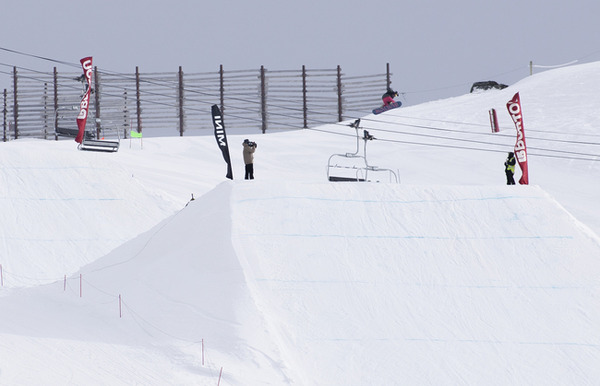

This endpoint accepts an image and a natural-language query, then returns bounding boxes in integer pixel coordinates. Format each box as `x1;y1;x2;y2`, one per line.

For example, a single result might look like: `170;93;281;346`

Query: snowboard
372;101;402;115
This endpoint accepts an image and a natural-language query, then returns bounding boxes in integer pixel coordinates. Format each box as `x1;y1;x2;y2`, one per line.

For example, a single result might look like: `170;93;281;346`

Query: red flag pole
489;108;499;133
75;57;93;144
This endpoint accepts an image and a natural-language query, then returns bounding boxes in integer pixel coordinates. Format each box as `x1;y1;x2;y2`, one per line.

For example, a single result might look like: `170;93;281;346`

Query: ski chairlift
53;106;94;140
56;127;94;140
327;118;399;183
78;119;121;153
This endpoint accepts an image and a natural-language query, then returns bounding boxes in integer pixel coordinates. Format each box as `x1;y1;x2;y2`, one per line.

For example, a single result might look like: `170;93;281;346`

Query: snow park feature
74;57;121;153
0;61;599;384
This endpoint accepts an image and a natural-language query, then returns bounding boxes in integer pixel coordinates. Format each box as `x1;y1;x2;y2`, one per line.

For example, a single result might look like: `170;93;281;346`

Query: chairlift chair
327;119;367;181
78;119;121;153
78;136;120;152
55;126;94;140
327;118;399;183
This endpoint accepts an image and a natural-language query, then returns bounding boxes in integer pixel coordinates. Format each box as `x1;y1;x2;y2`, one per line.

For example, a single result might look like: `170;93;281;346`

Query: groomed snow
0;62;599;385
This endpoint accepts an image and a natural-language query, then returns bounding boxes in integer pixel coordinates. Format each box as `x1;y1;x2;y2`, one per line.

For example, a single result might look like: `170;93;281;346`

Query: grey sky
1;0;599;106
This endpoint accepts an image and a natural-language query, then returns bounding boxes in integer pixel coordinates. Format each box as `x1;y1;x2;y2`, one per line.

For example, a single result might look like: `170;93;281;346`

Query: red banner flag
506;92;529;184
75;57;93;144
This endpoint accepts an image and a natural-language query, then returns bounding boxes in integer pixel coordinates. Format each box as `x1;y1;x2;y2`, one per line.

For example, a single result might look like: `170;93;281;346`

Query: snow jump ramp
229;182;600;385
2;182;599;385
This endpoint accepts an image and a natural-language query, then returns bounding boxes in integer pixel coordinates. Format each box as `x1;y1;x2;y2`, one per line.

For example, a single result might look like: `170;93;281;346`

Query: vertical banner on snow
506;92;529;185
75;56;93;144
211;104;233;180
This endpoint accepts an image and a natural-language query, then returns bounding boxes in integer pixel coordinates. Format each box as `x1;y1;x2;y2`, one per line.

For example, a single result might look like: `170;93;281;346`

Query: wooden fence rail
2;64;392;140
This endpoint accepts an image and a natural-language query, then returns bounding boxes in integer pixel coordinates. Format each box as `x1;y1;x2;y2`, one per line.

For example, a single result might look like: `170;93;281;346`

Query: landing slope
0;182;290;385
230;182;600;385
0;182;599;384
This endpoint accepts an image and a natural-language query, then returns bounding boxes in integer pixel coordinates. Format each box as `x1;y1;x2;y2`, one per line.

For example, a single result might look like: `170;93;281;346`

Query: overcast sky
1;0;599;106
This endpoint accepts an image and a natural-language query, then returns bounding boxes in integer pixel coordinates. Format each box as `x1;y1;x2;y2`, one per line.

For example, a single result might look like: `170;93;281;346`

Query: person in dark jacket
504;152;516;185
243;139;257;180
382;88;399;106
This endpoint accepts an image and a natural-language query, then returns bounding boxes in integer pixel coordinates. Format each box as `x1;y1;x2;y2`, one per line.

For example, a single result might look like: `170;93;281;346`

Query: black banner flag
211;105;233;180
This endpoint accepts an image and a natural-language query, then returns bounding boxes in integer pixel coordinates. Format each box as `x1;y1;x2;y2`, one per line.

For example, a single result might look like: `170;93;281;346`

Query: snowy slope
0;182;288;385
0;62;599;385
1;181;599;384
230;182;600;385
389;61;600;232
0;138;226;287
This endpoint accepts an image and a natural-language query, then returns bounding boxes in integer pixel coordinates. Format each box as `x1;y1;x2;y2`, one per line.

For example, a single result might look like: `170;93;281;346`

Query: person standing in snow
382;88;399;106
243;139;257;180
504;152;516;185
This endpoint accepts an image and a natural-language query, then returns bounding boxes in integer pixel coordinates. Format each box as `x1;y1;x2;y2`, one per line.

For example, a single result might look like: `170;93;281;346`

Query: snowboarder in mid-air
382;88;399;106
372;88;402;115
504;152;516;185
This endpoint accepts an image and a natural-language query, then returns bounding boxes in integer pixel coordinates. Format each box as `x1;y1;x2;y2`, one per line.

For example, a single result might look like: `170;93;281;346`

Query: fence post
302;65;307;128
337;65;343;122
219;65;224;117
530;60;533;76
43;82;49;140
3;89;7;142
94;66;101;139
260;65;267;133
12;66;18;139
386;62;391;89
135;66;142;134
123;90;129;137
178;66;184;136
53;67;58;140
